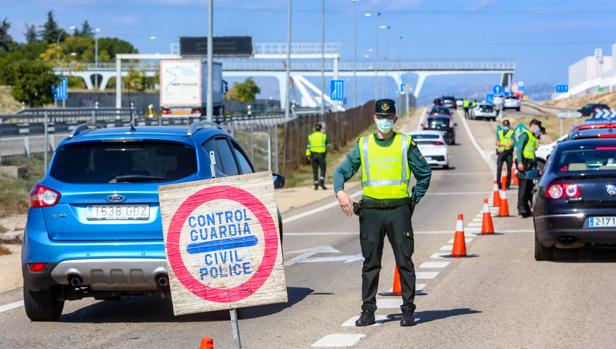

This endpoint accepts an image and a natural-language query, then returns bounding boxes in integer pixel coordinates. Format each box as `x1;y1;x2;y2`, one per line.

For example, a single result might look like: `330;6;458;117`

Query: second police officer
333;99;431;327
306;123;331;190
496;119;514;189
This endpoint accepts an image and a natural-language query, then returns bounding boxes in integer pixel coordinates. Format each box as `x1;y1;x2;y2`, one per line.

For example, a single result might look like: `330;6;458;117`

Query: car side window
231;141;254;174
215;138;239;176
202;138;224;177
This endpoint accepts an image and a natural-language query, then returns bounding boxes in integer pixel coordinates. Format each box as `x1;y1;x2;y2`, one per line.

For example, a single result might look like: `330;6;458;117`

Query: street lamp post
320;0;325;116
206;0;214;122
94;28;101;90
352;0;358;108
379;25;391;98
284;0;292;122
364;12;380;101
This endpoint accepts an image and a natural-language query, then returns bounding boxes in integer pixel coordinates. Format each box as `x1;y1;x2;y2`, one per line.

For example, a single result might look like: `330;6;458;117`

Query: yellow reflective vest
306;131;327;156
359;133;412;199
522;129;538;159
497;129;514;152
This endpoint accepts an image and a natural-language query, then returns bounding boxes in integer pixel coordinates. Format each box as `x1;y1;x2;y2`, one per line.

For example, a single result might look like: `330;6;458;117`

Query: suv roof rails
186;120;222;136
69;123;101;138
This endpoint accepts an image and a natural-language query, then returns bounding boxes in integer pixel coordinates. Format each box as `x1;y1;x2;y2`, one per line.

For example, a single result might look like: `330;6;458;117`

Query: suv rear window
556;147;616;172
50;141;197;183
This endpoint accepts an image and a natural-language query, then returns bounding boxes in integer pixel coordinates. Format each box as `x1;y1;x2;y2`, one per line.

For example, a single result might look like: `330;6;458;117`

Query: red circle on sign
166;185;278;303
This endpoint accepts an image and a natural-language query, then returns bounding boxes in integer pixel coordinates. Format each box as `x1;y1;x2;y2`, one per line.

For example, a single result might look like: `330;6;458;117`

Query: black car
429;106;452;116
423;115;456;144
577;103;610;117
533;138;616;260
441;96;457;109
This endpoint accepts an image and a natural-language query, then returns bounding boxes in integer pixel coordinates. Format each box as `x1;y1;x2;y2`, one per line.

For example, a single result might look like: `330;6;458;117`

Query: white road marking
420;261;450;269
416;271;439;279
466;227;481;234
341;314;389;327
468;222;482;227
377;298;403;308
0;301;23;314
440;245;453;251
427;191;491;196
282;190;362;224
312;333;366;347
457;110;496;172
431;253;449;259
472;217;483;222
286;229;533;237
431;172;492;176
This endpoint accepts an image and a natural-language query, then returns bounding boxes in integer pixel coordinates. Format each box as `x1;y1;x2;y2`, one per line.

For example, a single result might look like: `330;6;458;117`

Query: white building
557;43;616;99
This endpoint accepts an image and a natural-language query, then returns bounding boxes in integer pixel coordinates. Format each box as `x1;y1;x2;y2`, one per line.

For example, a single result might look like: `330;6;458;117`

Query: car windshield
555;147;616;172
480;105;494;112
50;140;197;184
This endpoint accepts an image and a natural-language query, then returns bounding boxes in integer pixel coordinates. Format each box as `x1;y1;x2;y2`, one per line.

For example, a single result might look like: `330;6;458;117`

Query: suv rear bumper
50;258;168;291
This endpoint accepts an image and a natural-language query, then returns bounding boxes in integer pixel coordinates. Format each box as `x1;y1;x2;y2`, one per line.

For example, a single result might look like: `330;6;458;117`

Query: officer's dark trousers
517;174;534;215
496;150;513;189
359;205;416;313
311;153;326;185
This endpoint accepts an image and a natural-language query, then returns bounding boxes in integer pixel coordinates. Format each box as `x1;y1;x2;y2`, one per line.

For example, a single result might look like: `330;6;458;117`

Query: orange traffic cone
391;266;402;296
500;175;508;191
481;198;495;235
492;180;501;207
199;337;214;349
512;168;520;186
498;190;510;217
451;214;467;257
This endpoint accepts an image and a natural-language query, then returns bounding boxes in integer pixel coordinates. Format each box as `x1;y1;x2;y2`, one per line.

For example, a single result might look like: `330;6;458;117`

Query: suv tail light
27;263;47;272
161;108;170;115
191;108;202;115
29;184;61;208
546;183;581;199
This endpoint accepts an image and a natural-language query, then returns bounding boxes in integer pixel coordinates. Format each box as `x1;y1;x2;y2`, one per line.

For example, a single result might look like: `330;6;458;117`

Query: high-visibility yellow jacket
306;131;328;156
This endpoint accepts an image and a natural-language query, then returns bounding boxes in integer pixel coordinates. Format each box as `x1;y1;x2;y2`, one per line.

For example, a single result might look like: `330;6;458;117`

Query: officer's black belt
359;198;410;209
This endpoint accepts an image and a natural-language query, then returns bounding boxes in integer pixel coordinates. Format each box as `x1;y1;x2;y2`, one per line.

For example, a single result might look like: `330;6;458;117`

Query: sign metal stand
208;150;242;349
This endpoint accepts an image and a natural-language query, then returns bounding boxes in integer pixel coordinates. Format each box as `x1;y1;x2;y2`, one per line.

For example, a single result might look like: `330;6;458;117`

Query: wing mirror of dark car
273;173;286;189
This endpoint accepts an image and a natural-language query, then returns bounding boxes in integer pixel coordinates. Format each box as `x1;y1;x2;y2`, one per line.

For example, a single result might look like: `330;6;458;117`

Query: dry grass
543;92;616;109
0;86;21;114
0;245;10;256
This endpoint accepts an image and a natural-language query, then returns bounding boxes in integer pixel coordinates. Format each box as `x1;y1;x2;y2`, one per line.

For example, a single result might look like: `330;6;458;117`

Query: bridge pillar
275;73;288;110
501;72;513;87
98;73;115;91
413;73;428;99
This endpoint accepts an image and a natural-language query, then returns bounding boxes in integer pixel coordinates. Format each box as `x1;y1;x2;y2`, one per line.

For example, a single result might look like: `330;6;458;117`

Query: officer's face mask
503;126;510;131
375;117;394;133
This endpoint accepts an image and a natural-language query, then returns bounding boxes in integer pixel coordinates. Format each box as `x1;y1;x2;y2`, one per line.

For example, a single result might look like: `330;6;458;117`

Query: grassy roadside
0;86;21;114
0;155;45;218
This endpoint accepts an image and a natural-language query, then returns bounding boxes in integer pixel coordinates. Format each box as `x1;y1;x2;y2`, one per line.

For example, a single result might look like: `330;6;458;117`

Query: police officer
471;99;478;109
496;120;514;189
516;119;544;217
333;99;431;327
463;98;470;117
306;123;330;190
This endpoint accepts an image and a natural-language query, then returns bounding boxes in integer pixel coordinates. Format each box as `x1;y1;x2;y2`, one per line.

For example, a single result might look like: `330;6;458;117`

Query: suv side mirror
273;173;285;189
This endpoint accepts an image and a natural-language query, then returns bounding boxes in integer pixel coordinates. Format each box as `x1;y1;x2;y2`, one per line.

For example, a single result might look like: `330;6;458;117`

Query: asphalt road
1;109;616;348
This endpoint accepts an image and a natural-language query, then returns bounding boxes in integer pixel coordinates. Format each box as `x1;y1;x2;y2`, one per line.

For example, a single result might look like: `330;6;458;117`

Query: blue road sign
330;79;344;101
400;83;406;94
493;85;503;95
504;91;511;97
486;94;494;104
53;77;68;101
555;84;569;93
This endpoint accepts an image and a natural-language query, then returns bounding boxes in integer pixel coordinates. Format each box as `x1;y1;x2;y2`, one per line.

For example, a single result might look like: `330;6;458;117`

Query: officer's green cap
375;99;396;115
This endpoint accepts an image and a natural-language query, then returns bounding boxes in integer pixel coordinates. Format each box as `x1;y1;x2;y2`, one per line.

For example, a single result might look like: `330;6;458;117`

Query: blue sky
3;0;616;100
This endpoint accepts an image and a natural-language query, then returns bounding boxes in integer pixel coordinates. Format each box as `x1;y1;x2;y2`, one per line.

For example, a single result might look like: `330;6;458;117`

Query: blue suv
22;121;284;321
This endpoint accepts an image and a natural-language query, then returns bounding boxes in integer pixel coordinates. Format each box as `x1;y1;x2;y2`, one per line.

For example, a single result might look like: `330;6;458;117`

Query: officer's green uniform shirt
516;132;529;161
333;132;432;203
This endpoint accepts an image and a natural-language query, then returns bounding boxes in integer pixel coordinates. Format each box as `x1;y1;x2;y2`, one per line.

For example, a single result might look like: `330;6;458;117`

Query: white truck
159;59;225;117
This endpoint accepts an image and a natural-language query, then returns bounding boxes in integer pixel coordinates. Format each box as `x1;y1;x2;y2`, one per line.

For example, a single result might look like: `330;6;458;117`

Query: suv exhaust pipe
556;236;584;249
68;274;83;287
155;274;169;289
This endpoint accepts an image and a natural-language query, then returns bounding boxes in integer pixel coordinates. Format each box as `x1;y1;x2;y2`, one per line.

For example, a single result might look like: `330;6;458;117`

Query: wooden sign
159;172;287;316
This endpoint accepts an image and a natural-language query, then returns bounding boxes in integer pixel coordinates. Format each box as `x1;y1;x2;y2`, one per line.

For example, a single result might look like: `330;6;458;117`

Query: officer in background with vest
496;120;514;189
463;98;470;117
515;119;544;217
333;99;431;327
306;123;331;190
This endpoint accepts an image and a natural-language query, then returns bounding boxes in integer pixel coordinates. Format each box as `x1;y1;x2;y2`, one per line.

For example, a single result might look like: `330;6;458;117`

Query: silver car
470;103;498;121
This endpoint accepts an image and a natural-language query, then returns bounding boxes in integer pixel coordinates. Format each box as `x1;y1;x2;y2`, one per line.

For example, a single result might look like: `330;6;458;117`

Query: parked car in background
456;98;464;107
441;96;457;109
409;131;449;168
503;95;521;111
423;115;456;145
533;138;616;260
568;122;616;140
577;103;610;117
470;103;498;121
21;122;285;321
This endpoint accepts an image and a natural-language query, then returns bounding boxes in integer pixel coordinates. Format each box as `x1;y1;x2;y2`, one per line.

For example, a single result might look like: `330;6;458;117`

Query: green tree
98;37;138;61
0;18;13;52
24;23;38;43
226;77;261;102
39;11;66;44
0;42;48;85
76;20;94;38
10;60;58;107
124;68;146;92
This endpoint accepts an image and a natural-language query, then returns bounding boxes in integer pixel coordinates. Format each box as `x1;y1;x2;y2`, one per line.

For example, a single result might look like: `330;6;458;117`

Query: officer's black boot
319;179;327;190
355;310;375;327
400;310;416;327
314;181;319;190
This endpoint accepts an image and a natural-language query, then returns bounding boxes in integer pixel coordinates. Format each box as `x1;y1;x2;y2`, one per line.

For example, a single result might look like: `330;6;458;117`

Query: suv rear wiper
109;175;166;183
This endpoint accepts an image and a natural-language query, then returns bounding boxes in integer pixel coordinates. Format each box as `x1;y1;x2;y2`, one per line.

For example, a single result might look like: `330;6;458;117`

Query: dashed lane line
312;333;366;348
0;301;23;314
416;271;439;280
440;245;453;251
419;261;450;269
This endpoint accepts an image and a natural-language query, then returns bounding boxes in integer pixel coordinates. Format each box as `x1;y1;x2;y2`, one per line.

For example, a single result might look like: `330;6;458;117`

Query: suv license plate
589;217;616;228
86;205;150;221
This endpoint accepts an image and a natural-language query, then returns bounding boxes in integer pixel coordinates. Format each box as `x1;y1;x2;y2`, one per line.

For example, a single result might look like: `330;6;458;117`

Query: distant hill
543;91;616;109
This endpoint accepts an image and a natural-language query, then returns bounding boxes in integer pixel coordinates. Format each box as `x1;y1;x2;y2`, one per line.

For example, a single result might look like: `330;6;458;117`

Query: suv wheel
534;233;553;261
23;286;64;321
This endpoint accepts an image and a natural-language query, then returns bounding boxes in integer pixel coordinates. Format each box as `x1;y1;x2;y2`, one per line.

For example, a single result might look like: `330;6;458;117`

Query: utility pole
352;0;358;108
320;0;325;116
94;28;101;90
206;0;214;122
284;0;292;122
